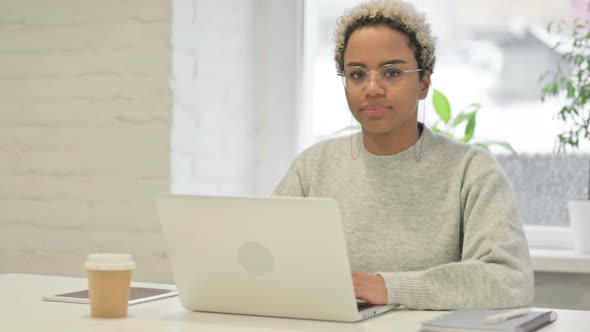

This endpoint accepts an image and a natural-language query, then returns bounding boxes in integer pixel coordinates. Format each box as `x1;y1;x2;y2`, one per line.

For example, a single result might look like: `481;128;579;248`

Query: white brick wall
171;0;256;195
1;0;301;284
170;0;301;196
0;0;173;282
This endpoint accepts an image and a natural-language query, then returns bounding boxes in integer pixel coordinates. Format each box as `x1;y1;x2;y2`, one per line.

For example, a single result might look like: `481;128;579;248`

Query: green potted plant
540;7;590;253
330;89;517;155
431;89;517;154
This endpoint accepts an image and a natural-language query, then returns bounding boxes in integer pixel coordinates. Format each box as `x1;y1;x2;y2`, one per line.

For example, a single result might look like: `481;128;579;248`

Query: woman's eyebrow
345;59;409;68
379;59;408;67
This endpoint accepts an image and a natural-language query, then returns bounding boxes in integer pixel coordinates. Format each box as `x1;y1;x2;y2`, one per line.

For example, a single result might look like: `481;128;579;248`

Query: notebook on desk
156;194;397;322
420;309;558;332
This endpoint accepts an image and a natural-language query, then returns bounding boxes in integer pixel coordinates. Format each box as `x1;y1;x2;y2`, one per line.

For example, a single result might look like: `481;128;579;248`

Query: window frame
298;0;578;251
524;225;573;250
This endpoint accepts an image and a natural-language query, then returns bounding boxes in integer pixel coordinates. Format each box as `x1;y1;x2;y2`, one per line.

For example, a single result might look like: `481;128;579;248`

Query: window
301;0;590;246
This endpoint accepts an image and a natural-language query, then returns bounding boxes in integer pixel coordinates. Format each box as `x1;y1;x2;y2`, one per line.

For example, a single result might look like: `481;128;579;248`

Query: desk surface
3;273;589;332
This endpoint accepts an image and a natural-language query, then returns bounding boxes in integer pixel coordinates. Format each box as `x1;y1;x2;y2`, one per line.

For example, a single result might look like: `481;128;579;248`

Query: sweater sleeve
378;168;534;309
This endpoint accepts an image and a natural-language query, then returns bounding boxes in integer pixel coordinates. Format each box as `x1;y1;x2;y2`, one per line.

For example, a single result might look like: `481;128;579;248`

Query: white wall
0;0;300;283
170;0;301;196
0;0;172;282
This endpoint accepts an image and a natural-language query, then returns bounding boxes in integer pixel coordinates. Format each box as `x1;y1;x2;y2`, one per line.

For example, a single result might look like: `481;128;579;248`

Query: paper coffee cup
84;253;136;318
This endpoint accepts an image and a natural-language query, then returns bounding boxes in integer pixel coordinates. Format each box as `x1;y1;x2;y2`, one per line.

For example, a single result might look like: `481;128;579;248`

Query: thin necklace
413;99;426;163
351;114;362;160
350;102;426;161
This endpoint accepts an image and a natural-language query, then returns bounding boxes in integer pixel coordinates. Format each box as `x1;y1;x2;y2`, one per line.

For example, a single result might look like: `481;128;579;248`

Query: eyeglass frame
337;65;423;92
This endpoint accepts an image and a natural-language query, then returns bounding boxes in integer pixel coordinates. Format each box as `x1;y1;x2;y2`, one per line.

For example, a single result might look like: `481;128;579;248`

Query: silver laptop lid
157;194;362;322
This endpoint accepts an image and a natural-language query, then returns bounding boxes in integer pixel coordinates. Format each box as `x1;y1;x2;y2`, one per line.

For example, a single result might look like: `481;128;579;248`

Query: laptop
156;194;397;322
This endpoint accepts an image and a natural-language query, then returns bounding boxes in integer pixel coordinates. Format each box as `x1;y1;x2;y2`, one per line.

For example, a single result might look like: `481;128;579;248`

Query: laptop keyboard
357;302;376;311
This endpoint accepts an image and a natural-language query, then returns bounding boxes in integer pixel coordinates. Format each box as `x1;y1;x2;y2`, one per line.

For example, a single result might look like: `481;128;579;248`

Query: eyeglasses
338;65;423;92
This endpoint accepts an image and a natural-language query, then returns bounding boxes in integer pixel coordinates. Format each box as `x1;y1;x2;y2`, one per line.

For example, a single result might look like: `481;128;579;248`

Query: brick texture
169;0;300;196
0;0;172;282
1;0;300;284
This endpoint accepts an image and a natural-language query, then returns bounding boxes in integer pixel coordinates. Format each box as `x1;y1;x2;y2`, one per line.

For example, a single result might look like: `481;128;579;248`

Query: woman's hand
351;270;388;305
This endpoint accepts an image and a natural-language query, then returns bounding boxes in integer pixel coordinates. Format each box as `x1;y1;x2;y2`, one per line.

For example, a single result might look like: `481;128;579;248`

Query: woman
273;0;534;310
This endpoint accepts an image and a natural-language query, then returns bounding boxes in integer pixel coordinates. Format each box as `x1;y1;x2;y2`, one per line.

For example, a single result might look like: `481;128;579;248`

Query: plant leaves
540;14;590;152
567;81;576;98
432;89;451;124
468;103;482;111
476;141;518;154
474;143;490;151
451;112;470;127
461;112;477;143
431;120;443;133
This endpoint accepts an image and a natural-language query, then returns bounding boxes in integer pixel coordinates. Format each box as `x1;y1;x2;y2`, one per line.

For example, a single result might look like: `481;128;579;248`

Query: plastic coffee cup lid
84;253;136;271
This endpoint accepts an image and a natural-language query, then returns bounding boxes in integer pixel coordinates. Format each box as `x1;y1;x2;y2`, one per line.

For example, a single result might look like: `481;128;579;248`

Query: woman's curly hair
334;0;437;77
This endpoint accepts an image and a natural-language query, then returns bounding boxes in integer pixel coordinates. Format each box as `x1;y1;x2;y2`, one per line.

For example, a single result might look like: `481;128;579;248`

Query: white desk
3;273;589;331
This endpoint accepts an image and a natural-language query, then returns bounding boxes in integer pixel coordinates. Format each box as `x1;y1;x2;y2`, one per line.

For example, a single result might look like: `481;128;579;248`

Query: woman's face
342;24;430;137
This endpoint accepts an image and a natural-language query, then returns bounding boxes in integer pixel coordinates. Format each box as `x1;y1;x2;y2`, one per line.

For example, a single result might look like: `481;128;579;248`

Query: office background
1;0;589;310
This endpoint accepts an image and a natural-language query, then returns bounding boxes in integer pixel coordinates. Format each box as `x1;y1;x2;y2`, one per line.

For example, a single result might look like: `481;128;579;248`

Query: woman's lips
362;107;390;117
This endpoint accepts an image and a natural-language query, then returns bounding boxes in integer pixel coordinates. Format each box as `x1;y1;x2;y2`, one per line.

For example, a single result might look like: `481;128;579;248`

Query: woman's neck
362;124;421;156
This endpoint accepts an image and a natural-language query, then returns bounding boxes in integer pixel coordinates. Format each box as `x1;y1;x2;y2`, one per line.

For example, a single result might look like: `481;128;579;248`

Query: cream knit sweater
273;125;534;309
